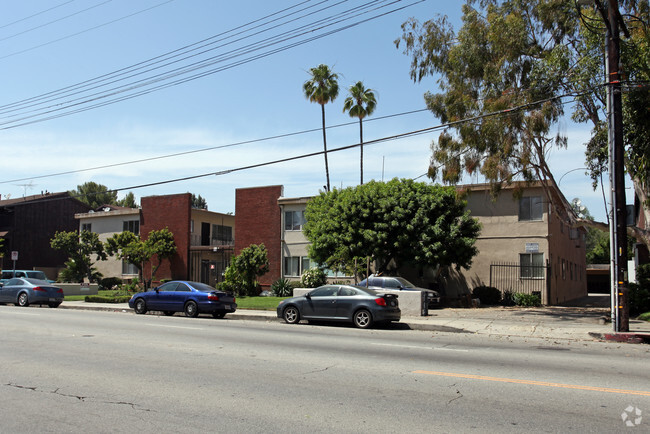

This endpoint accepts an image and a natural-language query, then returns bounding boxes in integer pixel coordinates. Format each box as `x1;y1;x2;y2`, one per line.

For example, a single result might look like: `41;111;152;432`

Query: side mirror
305;293;311;299
154;287;160;293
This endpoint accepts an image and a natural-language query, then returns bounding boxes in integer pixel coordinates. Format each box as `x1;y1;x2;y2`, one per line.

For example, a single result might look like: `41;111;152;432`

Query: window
520;253;544;279
81;223;92;233
122;260;138;275
339;286;358;296
284;210;305;231
309;286;338;297
301;257;312;273
212;224;233;244
123;220;140;234
284;257;300;276
191;220;194;233
519;196;543;221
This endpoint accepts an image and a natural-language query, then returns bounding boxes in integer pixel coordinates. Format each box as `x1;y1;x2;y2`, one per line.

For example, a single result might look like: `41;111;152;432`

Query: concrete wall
58;283;99;296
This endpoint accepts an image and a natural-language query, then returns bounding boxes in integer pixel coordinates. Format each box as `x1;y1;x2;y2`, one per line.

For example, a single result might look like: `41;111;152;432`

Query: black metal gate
489;262;550;303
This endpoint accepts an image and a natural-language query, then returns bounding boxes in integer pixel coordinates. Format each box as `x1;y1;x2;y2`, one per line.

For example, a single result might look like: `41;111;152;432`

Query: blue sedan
0;278;64;308
128;280;237;318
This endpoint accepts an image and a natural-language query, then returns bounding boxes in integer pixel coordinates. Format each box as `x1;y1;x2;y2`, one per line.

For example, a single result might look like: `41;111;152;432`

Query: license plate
223;304;230;309
49;298;56;301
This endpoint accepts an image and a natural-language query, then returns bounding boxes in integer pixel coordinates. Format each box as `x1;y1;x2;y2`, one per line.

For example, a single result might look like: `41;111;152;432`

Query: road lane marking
372;343;469;352
143;323;204;330
413;370;650;397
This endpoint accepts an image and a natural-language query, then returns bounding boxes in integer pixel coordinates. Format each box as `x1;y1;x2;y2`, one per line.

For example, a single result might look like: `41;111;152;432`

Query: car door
0;278;22;303
301;285;339;319
147;282;180;311
335;286;361;319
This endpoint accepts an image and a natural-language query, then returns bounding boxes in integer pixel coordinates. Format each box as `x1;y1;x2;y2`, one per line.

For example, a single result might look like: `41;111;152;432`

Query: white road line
143;323;204;330
371;343;469;352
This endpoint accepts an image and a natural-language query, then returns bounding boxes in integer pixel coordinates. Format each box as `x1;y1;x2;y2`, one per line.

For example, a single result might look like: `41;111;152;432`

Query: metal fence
489;262;550;302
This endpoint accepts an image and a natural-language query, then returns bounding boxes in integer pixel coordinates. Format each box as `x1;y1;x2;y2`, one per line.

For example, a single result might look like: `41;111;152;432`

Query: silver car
277;284;400;329
0;278;64;308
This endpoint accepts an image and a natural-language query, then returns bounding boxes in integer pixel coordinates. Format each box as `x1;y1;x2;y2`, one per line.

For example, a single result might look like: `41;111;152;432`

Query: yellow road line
413;370;650;397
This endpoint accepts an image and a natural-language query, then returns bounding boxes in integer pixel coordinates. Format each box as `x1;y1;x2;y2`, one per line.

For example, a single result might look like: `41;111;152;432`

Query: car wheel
17;293;29;307
48;302;61;308
184;301;199;318
163;311;175;316
283;306;300;324
212;312;226;319
134;298;147;314
353;309;373;329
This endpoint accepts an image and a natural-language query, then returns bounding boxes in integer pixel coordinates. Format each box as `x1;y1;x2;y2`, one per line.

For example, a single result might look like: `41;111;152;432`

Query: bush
472;285;501;305
501;289;516;306
301;268;327;288
124;278;143;294
271;278;293;297
629;263;650;316
513;292;541;307
98;277;123;291
84;295;131;303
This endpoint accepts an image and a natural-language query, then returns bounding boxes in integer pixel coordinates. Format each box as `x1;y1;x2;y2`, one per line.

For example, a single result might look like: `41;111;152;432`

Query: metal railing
489;262;550;302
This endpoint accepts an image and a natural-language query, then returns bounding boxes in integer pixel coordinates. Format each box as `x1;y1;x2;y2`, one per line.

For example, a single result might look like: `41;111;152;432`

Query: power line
0;0;76;30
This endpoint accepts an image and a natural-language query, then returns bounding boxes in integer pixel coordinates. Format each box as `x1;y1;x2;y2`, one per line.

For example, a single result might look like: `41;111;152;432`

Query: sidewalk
59;297;650;344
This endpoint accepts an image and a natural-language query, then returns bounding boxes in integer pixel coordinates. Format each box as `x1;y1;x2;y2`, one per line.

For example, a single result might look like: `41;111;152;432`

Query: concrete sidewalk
58;297;650;344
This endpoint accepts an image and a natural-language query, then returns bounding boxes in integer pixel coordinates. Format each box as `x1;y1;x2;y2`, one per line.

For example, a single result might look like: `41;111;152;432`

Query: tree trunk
321;104;331;192
359;118;364;185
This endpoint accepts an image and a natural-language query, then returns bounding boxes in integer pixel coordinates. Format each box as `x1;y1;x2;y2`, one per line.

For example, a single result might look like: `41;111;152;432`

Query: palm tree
303;64;339;192
343;81;376;185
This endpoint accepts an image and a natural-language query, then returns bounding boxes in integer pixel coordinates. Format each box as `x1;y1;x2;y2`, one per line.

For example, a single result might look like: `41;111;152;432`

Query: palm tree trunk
359;118;364;185
321;104;331;191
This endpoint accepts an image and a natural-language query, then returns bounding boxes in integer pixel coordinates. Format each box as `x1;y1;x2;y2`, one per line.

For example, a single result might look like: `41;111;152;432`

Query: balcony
191;234;234;247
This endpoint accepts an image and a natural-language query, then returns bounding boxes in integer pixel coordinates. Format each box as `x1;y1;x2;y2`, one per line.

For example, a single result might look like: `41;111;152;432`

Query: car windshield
186;281;217;292
26;271;47;280
394;277;416;288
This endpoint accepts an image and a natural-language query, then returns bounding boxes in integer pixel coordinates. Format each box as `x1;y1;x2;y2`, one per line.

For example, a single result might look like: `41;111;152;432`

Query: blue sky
0;0;625;221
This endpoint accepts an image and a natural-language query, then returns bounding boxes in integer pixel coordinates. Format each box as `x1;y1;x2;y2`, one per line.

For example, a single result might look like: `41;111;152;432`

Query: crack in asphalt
5;383;153;412
302;365;336;375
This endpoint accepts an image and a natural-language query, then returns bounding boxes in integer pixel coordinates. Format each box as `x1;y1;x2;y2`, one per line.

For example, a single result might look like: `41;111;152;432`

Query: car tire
212;312;226;319
353;309;373;329
184;301;199;318
283;306;300;324
163;311;175;316
134;298;147;314
17;293;29;307
48;302;61;308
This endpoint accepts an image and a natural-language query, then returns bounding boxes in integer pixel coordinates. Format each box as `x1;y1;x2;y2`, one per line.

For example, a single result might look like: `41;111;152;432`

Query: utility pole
598;0;629;332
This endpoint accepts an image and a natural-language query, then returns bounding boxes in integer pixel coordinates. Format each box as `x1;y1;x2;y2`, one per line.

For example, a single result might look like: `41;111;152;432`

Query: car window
15;272;26;278
5;278;23;286
176;282;192;292
26;271;47;280
309;286;338;297
186;281;217;292
1;271;13;279
338;287;358;296
367;277;381;287
395;277;415;288
384;278;402;289
158;282;180;292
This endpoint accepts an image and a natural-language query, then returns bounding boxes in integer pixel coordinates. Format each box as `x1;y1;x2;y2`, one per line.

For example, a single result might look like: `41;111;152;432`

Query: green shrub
301;268;327;288
637;312;650;322
271;278;293;297
98;277;123;291
628;283;650;316
513;292;541;307
84;295;131;303
124;278;143;294
472;285;501;305
501;289;516;306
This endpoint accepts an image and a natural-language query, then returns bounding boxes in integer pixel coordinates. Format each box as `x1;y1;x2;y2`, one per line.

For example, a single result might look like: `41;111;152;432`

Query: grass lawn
65;291;288;311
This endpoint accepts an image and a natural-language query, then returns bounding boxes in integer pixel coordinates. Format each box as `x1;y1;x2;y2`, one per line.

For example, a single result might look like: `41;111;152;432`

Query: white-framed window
520;253;544;279
81;223;92;233
123;220;140;234
122;260;138;275
284;257;300;276
519;196;543;221
284;210;305;231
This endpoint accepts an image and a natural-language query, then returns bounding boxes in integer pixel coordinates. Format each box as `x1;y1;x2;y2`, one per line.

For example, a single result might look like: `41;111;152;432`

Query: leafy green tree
395;0;650;245
303;179;481;278
117;192;138;208
303;64;339;192
105;228;177;288
51;230;107;282
190;193;208;210
343;81;377;185
69;182;118;209
223;244;269;296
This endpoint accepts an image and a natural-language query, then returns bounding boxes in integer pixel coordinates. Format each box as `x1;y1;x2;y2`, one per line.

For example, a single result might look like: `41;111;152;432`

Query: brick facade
141;193;192;283
235;185;283;290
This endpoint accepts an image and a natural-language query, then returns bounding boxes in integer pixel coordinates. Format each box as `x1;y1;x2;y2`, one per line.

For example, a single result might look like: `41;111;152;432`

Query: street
1;306;649;433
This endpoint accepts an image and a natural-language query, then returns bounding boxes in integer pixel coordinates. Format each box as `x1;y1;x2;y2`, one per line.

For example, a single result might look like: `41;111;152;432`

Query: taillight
208;293;219;301
33;287;46;292
56;289;63;294
374;297;387;306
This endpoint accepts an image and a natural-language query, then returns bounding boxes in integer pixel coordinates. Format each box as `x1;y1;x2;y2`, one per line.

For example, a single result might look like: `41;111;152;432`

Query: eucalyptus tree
303;64;339;192
343;81;377;184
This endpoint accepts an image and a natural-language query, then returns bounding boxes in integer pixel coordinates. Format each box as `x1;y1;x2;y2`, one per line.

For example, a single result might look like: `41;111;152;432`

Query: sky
0;0;630;222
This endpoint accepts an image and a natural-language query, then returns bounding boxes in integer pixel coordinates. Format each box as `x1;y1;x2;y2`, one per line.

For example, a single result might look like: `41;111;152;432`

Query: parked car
128;280;237;318
0;270;54;287
0;278;64;307
358;275;442;308
277;284;400;329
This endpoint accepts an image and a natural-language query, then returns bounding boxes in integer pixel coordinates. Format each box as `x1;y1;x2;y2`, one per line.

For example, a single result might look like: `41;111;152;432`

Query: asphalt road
1;306;649;433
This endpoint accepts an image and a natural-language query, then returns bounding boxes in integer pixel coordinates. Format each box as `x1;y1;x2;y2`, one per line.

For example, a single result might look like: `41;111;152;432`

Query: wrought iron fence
489;262;550;302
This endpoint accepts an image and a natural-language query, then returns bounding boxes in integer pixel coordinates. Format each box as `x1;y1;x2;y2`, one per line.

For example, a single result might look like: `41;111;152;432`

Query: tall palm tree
303;64;339;192
343;81;376;185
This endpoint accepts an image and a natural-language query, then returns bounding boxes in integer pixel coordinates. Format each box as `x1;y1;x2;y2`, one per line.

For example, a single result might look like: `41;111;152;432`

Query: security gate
489;262;550;304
